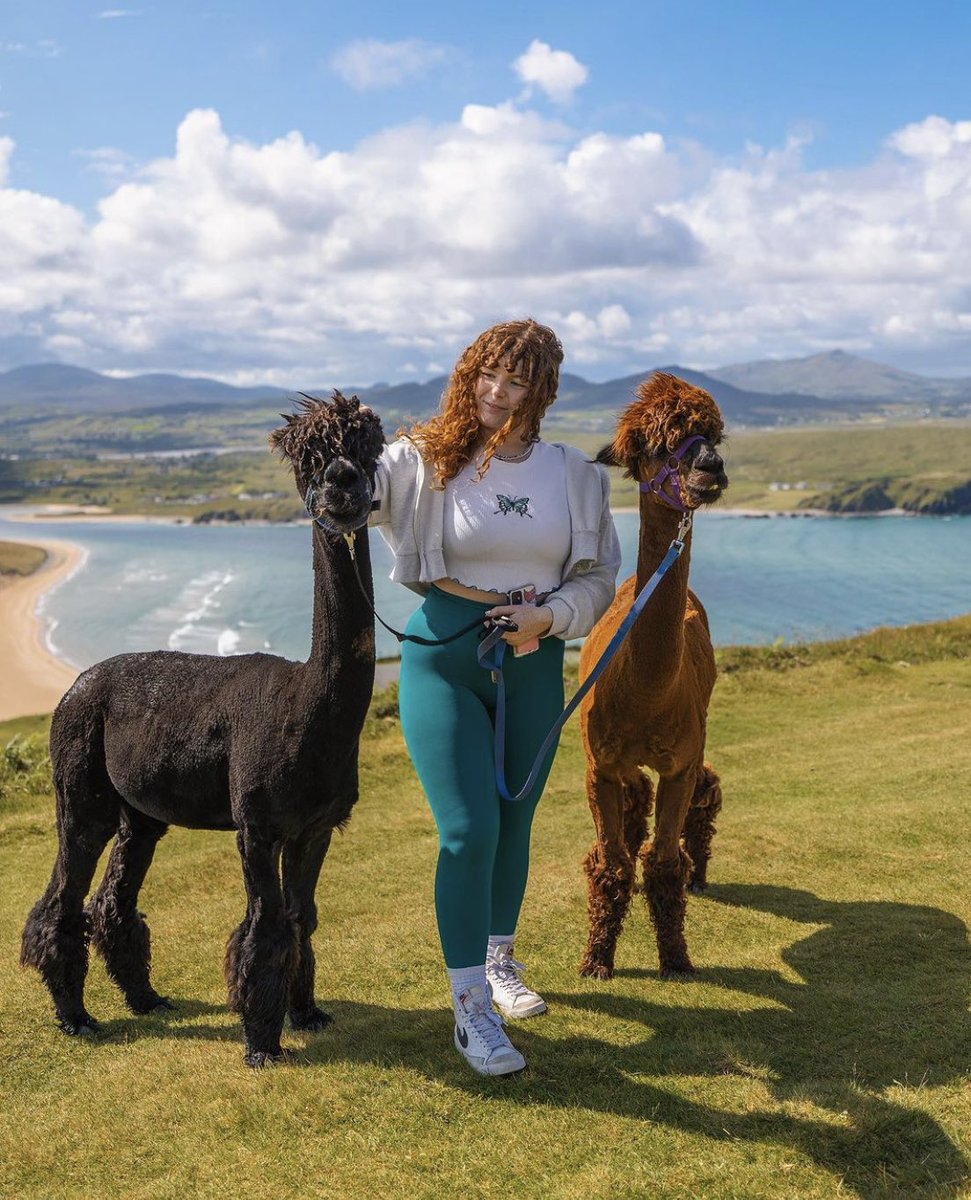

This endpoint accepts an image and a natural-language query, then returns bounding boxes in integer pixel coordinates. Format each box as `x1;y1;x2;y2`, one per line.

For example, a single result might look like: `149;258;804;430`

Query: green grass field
3;618;970;1199
5;419;971;519
0;540;48;576
557;421;971;512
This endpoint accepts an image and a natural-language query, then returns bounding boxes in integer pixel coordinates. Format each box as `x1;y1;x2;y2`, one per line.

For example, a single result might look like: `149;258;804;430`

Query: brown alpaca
578;373;728;980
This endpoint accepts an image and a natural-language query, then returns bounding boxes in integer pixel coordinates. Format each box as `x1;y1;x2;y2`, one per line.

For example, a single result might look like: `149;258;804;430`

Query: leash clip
674;510;693;548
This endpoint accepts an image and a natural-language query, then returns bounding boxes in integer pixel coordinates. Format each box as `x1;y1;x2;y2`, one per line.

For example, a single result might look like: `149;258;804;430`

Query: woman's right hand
484;604;554;646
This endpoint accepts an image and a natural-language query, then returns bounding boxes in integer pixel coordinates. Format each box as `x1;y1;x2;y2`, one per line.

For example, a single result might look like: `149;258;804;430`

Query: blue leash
477;518;690;802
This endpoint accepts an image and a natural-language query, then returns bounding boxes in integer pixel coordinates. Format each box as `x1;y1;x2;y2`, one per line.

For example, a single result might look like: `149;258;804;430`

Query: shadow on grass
75;884;970;1198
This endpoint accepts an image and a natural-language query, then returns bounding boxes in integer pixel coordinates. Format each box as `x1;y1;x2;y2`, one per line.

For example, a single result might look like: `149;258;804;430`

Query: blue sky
1;1;970;383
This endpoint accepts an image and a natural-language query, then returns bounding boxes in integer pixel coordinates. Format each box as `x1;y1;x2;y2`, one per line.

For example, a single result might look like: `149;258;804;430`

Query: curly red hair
405;318;563;486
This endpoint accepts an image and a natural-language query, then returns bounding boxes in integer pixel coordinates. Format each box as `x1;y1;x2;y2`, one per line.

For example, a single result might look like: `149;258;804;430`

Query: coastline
1;501;932;524
0;537;84;722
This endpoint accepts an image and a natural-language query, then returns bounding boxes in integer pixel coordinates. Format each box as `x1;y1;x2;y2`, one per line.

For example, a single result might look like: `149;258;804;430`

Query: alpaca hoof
659;960;696;980
60;1014;101;1036
687;880;708;894
290;1006;333;1032
130;993;175;1015
579;959;614;980
245;1047;289;1069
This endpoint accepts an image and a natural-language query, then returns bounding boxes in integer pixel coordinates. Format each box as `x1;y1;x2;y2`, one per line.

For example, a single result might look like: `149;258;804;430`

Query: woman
370;318;620;1076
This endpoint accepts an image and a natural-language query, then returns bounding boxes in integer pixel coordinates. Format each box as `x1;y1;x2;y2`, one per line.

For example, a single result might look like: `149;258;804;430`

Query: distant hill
559;366;853;426
2;352;970;457
0;360;881;428
710;349;971;405
0;363;285;412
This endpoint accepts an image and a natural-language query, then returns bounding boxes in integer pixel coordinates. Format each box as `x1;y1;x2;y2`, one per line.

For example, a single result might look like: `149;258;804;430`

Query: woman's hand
484;603;554;647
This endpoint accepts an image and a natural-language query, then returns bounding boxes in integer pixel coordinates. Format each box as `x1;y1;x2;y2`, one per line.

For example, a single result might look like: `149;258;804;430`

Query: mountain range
1;352;969;446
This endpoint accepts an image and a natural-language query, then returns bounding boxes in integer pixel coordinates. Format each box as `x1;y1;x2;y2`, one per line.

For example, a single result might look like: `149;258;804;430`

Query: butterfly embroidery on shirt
495;494;533;518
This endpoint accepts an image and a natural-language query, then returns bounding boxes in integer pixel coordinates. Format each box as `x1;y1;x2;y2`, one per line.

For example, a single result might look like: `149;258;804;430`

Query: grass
554;421;971;512
0;540;48;576
2;618;971;1198
5;420;971;519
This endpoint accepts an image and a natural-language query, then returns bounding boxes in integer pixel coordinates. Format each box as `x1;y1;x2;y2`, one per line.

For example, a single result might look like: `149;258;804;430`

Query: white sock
487;934;515;959
447;964;487;1008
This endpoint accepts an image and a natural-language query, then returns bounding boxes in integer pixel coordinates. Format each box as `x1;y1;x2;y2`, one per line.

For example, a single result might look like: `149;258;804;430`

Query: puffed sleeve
542;461;621;640
368;443;395;528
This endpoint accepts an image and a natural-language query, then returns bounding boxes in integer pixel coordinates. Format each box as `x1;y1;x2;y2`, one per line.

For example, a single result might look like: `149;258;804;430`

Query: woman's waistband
430;579;549;607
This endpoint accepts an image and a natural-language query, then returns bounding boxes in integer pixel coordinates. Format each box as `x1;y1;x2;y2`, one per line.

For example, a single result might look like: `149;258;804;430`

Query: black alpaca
21;393;384;1067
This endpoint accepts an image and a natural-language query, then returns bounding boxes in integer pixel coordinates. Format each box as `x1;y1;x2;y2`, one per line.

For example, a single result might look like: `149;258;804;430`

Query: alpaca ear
595;442;620;467
269;415;297;460
606;423;646;475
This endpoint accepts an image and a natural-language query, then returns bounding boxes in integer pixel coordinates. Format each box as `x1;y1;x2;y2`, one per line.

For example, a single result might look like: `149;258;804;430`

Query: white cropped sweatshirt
369;438;621;641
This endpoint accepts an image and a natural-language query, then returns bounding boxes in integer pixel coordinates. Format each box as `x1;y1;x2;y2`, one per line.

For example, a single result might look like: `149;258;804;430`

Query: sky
1;0;970;386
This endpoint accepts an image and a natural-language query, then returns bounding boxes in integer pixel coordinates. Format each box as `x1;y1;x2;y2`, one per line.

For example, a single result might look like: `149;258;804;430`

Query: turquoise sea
2;510;970;670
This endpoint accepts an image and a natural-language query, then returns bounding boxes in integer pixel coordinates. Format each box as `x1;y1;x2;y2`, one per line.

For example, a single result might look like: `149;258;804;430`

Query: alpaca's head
271;392;385;533
597;372;728;509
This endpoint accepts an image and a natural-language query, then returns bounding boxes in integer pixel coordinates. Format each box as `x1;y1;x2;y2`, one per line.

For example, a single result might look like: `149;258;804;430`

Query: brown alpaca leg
579;769;637;979
87;803;172;1014
282;829;333;1032
684;765;723;893
624;771;654;895
642;772;695;976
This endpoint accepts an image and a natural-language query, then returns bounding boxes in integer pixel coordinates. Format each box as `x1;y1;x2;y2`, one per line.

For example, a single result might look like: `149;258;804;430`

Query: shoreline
0;529;402;721
0;502;937;525
0;537;85;722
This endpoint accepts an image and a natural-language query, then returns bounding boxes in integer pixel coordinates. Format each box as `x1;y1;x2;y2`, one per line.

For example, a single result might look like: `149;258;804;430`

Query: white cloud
98;9;140;17
513;40;588;104
330;38;448;90
73;146;136;180
0;39;61;57
0;136;13;186
0;98;970;382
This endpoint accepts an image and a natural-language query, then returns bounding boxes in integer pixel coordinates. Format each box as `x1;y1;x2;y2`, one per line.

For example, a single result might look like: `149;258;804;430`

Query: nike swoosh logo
456;1024;469;1049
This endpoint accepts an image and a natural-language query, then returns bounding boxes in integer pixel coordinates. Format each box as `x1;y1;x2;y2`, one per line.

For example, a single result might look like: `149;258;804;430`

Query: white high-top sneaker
453;983;526;1076
486;943;548;1018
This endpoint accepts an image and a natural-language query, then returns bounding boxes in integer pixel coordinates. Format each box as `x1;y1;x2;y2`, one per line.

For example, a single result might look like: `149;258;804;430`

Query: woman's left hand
484;603;554;647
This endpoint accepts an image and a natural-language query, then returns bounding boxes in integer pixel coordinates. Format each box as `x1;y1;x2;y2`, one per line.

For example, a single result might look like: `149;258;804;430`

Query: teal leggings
399;586;565;968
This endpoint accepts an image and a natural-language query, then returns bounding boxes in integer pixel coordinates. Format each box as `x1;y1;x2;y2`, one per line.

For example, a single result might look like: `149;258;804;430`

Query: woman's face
474;360;530;435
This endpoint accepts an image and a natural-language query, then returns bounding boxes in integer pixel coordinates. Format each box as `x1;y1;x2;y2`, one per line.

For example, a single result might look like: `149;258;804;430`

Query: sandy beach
0;537;83;722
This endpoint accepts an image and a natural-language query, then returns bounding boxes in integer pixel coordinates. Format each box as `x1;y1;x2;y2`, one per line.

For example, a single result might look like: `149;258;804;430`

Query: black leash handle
338;532;487;647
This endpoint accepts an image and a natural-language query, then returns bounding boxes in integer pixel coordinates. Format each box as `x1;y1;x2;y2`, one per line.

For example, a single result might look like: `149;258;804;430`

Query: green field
560;421;971;513
3;618;970;1199
4;419;971;519
0;540;48;576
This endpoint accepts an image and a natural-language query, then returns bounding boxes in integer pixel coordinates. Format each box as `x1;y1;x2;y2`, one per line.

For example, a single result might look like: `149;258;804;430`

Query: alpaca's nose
694;445;724;475
323;458;360;490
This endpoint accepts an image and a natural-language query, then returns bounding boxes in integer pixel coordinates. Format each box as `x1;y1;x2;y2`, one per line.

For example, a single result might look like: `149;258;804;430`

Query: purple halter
639;434;707;512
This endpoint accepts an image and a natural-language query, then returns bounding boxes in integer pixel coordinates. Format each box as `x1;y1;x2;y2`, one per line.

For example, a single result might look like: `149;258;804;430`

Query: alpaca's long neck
627;492;692;690
301;523;376;719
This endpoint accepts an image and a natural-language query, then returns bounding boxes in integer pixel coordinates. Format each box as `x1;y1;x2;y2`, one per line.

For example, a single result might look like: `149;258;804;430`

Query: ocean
2;510;970;670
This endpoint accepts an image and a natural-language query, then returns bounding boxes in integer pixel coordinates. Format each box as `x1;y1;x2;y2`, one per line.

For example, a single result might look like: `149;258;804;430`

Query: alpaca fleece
578;372;728;981
21;393;385;1067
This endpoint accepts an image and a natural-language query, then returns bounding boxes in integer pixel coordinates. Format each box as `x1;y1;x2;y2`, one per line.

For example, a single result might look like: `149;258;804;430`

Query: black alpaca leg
282;830;333;1031
225;901;252;1018
684;766;723;893
21;805;116;1034
228;825;296;1067
86;803;172;1014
